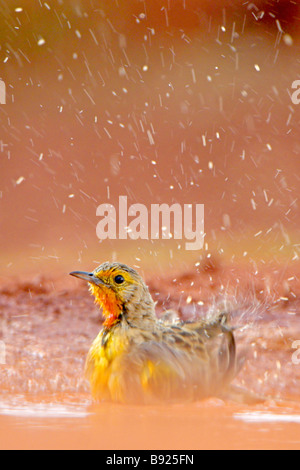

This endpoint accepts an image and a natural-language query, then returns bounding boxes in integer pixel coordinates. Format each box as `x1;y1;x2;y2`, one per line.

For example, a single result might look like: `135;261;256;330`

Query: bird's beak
69;271;106;287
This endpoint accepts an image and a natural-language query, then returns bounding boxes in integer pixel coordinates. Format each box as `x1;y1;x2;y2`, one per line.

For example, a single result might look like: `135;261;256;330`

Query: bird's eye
114;275;125;284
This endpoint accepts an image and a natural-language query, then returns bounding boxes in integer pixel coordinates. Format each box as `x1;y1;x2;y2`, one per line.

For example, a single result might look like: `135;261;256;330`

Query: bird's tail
218;312;237;383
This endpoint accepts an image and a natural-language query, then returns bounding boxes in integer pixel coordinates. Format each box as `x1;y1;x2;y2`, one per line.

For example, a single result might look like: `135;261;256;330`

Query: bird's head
70;262;153;328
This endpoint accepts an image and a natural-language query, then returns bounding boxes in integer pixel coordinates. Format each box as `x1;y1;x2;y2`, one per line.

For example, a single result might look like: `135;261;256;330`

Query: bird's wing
109;340;198;404
110;323;235;404
181;313;237;383
160;312;237;393
103;313;237;404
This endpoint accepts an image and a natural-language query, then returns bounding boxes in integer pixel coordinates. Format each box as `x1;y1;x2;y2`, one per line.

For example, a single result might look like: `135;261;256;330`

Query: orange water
1;395;300;450
1;269;300;450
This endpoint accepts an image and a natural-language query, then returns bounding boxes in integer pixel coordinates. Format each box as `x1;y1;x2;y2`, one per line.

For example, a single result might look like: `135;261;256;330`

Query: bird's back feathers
86;312;237;404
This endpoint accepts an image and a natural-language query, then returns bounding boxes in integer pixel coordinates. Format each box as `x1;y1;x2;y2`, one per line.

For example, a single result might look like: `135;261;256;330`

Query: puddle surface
1;265;300;450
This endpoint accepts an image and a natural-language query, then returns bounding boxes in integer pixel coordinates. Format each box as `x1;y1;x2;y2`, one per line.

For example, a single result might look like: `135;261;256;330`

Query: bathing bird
70;262;237;404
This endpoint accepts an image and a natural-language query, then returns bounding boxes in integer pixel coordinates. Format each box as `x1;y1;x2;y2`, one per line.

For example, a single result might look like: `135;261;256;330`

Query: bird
70;262;238;404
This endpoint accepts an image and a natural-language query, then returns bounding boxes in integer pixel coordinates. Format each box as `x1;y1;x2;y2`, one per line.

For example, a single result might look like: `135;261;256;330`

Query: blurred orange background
0;0;300;275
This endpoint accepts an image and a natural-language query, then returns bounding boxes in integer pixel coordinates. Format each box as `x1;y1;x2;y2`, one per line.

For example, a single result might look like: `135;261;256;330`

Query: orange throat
90;284;123;328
